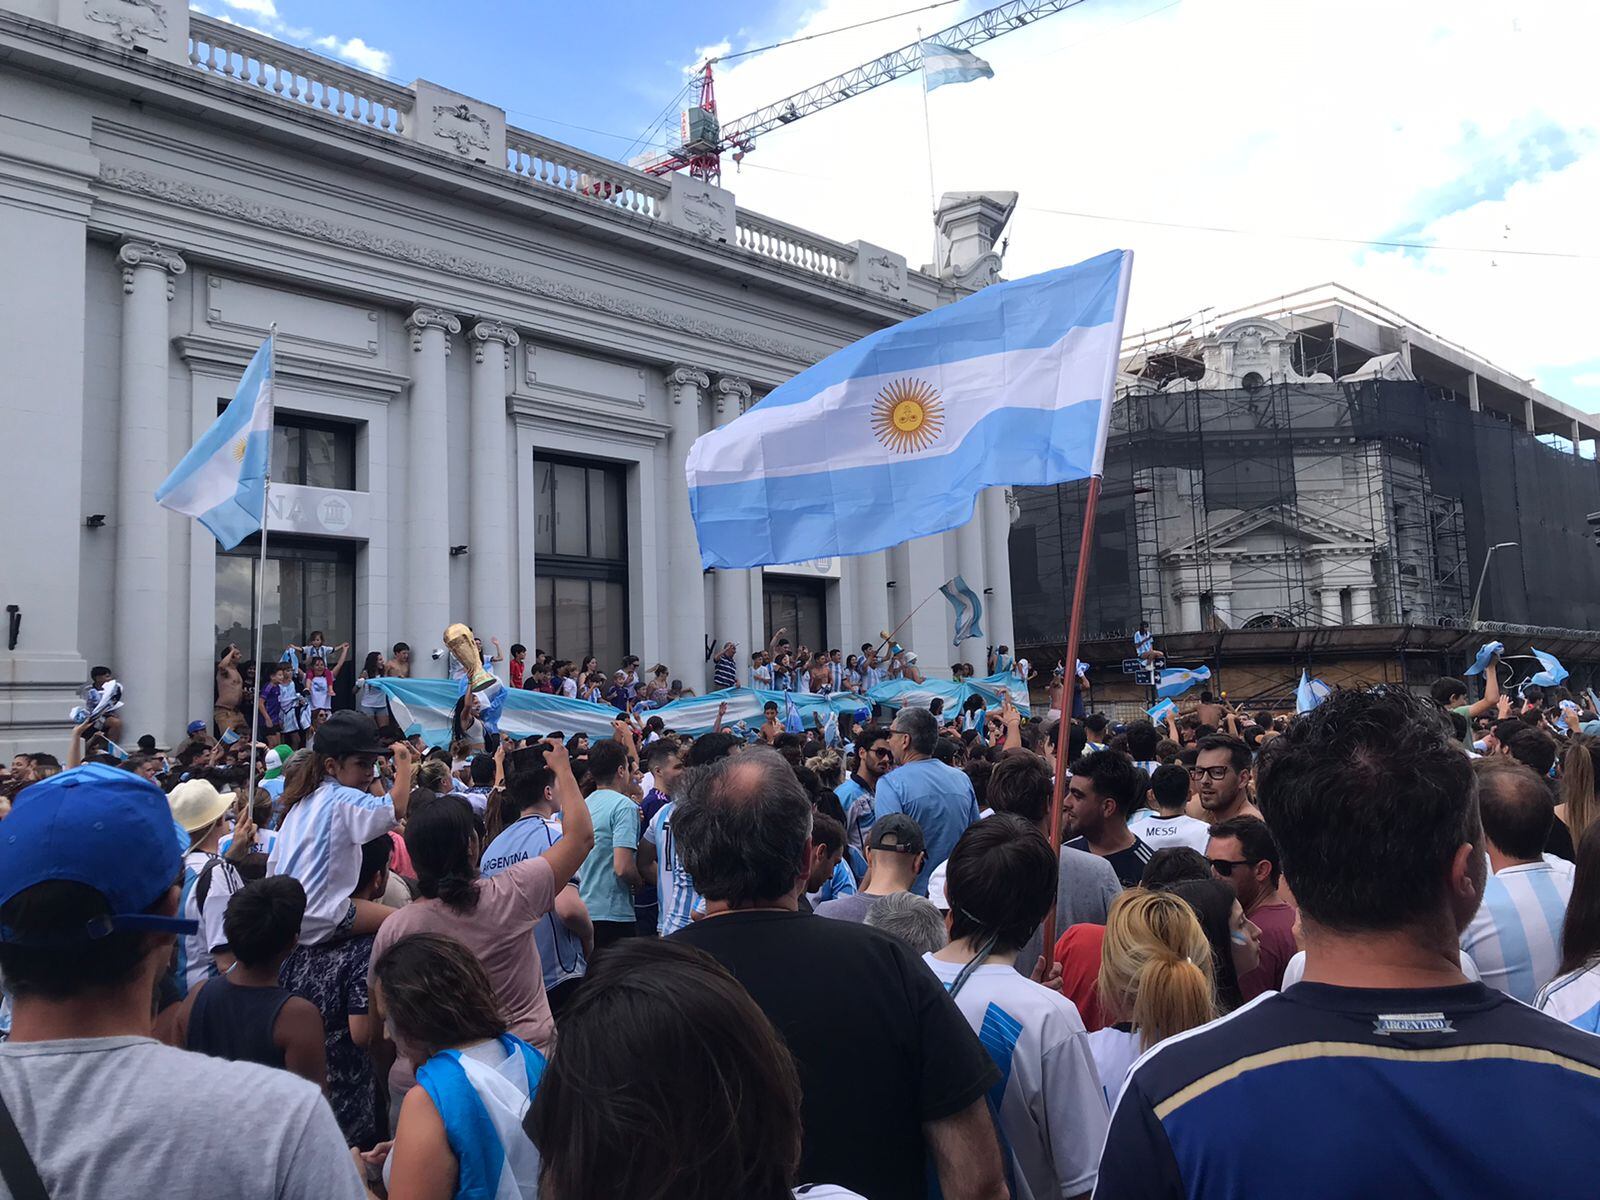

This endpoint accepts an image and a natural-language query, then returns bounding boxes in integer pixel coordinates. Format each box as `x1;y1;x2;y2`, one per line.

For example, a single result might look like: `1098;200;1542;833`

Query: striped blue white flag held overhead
686;249;1133;569
156;334;274;550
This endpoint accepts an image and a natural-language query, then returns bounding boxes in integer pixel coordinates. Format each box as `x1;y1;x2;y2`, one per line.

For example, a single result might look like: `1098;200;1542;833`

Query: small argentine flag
922;42;993;91
1157;664;1211;700
687;251;1133;568
156;334;274;550
1296;670;1331;714
939;574;984;647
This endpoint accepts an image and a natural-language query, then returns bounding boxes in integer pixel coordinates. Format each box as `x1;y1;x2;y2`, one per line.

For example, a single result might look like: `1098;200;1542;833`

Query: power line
714;0;965;65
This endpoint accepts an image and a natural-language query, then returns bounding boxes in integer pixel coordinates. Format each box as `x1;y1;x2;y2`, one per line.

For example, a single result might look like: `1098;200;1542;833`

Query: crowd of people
5;638;1600;1198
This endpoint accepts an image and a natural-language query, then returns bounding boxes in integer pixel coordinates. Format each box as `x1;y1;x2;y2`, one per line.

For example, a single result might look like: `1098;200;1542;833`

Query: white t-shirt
1086;1025;1143;1107
179;850;244;991
921;957;1109;1199
308;675;331;711
1127;809;1212;856
268;780;398;944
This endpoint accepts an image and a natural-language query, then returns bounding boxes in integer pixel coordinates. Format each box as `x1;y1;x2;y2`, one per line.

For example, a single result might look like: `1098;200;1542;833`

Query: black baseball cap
868;814;925;855
314;711;388;757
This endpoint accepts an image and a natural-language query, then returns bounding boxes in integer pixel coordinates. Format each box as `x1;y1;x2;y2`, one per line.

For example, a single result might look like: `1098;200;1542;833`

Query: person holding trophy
445;622;508;754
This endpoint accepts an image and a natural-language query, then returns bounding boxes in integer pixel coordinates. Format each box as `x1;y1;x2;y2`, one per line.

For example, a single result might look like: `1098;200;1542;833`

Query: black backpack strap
0;1086;50;1200
194;854;225;914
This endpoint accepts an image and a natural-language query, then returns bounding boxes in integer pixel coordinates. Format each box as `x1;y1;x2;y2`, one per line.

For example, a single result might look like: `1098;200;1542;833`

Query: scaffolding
1011;376;1597;649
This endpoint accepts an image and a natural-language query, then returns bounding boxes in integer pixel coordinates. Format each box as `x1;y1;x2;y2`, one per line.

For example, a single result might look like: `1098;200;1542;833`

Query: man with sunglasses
1206;815;1298;997
1185;733;1262;825
839;724;894;856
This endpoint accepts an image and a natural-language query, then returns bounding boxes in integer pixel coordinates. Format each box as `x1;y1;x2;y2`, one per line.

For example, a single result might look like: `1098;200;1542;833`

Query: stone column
710;377;753;675
953;503;986;664
1178;592;1202;631
903;533;948;675
406;308;460;674
115;241;186;741
468;320;520;645
667;366;711;685
1466;373;1481;413
1320;588;1342;625
980;486;1016;659
853;552;890;656
1524;395;1536;433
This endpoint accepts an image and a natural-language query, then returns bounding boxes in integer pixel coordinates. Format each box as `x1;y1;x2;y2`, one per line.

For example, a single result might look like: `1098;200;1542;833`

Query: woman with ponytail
1557;735;1600;853
369;740;593;1107
1089;889;1217;1102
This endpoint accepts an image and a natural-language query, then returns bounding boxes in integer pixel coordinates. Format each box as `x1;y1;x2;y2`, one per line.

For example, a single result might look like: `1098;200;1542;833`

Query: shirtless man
215;645;246;736
1196;690;1225;729
385;641;412;679
1185;733;1263;825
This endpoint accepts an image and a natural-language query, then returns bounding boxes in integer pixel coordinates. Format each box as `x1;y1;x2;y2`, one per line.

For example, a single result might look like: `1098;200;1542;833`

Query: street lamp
1468;542;1519;629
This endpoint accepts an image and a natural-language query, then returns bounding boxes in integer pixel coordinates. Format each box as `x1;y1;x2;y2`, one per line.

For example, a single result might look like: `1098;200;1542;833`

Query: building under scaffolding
1010;290;1600;707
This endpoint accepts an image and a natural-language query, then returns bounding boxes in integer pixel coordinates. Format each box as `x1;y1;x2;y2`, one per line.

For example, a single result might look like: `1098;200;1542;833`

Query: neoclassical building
0;2;1019;752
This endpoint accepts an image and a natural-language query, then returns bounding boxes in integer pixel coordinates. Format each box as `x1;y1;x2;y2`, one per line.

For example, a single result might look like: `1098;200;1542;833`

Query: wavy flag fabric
685;251;1134;568
921;41;994;91
156;334;274;550
374;672;1031;747
1146;698;1177;723
1530;648;1569;687
939;575;985;647
1296;670;1332;714
1465;642;1504;677
1156;665;1211;700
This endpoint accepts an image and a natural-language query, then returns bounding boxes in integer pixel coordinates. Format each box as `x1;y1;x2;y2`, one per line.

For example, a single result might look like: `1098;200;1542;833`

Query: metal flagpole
243;326;277;811
1040;473;1103;954
917;31;940;275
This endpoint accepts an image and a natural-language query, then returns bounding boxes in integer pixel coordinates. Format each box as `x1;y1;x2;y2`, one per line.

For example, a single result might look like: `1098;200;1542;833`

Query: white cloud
1575;373;1600;389
190;3;393;78
683;40;733;78
219;0;277;17
699;0;1600;408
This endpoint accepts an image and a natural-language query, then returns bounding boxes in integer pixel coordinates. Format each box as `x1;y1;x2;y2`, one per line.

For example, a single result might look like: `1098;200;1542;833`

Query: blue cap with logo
0;763;198;943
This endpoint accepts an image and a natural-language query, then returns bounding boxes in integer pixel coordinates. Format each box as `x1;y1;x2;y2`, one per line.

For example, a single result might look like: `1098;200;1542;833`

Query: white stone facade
0;7;1017;753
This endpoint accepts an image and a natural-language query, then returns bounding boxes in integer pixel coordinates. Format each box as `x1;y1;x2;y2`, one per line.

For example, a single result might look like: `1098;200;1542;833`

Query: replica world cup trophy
443;622;497;692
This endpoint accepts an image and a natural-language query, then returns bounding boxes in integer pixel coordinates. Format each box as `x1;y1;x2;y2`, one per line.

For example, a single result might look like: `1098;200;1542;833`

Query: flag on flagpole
783;691;805;735
156;335;274;549
1296;670;1331;714
921;41;993;90
686;251;1134;568
1157;665;1211;700
939;575;985;647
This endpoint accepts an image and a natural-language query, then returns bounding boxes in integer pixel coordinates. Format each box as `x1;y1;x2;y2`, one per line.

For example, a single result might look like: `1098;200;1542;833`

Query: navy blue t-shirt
1097;980;1600;1198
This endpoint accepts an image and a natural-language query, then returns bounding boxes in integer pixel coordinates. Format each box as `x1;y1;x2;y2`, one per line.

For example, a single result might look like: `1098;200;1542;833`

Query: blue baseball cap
186;720;207;736
0;763;198;943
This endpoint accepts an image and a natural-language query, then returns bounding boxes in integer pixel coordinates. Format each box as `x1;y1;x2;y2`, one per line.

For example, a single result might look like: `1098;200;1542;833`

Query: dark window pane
215;556;254;659
535;577;554;657
302;427;353;490
591;581;625;672
554;577;588;663
553;465;588;556
273;425;303;486
588;468;624;560
534;462;556;556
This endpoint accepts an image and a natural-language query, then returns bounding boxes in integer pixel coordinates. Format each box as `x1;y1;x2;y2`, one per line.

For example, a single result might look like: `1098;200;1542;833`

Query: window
763;576;827;651
272;416;356;490
533;456;629;666
216;536;356;665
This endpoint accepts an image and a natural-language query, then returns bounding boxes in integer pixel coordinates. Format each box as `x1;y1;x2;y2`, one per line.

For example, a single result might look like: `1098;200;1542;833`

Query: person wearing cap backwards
814;813;927;924
0;763;364;1197
268;711;414;947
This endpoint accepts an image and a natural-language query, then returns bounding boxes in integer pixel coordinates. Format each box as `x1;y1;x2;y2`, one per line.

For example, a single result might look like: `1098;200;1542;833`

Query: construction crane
639;0;1088;185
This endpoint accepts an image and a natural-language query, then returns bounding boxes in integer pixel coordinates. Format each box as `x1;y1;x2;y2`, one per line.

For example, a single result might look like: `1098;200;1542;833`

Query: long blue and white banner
374;670;1031;748
686;250;1134;568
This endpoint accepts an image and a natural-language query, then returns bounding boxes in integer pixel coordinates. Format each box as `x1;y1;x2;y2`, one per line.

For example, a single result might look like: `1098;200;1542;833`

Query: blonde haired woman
1088;888;1218;1103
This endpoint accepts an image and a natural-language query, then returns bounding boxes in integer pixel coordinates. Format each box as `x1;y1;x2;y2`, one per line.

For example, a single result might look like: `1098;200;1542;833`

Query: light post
1468;542;1518;630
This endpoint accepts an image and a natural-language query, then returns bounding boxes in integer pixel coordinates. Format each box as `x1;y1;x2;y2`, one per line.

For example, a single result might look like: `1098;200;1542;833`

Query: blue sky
194;0;1600;413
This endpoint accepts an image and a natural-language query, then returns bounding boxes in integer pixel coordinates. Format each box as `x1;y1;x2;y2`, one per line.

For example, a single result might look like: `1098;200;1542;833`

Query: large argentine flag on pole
687;250;1133;569
156;335;273;549
921;42;994;91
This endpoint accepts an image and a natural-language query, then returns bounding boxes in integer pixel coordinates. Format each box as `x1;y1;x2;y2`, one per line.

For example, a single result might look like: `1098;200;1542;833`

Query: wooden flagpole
1040;472;1103;954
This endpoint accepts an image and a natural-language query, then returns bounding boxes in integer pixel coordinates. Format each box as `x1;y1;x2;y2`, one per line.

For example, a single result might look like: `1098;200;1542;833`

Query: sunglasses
1188;765;1234;781
1209;858;1252;874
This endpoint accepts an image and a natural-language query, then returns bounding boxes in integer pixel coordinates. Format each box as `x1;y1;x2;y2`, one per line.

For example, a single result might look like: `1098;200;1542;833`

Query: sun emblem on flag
871;378;945;454
231;437;248;463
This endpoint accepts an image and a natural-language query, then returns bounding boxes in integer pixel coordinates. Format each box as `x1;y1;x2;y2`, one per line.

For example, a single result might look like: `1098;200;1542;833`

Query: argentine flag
687;250;1133;568
922;42;993;91
156;335;273;550
1157;664;1211;700
1296;670;1331;714
939;574;984;647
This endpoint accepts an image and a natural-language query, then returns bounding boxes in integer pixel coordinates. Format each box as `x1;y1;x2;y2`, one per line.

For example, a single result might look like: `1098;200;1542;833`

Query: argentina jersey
644;801;701;936
1459;860;1573;1004
481;816;586;990
1097;980;1600;1198
1537;961;1600;1032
